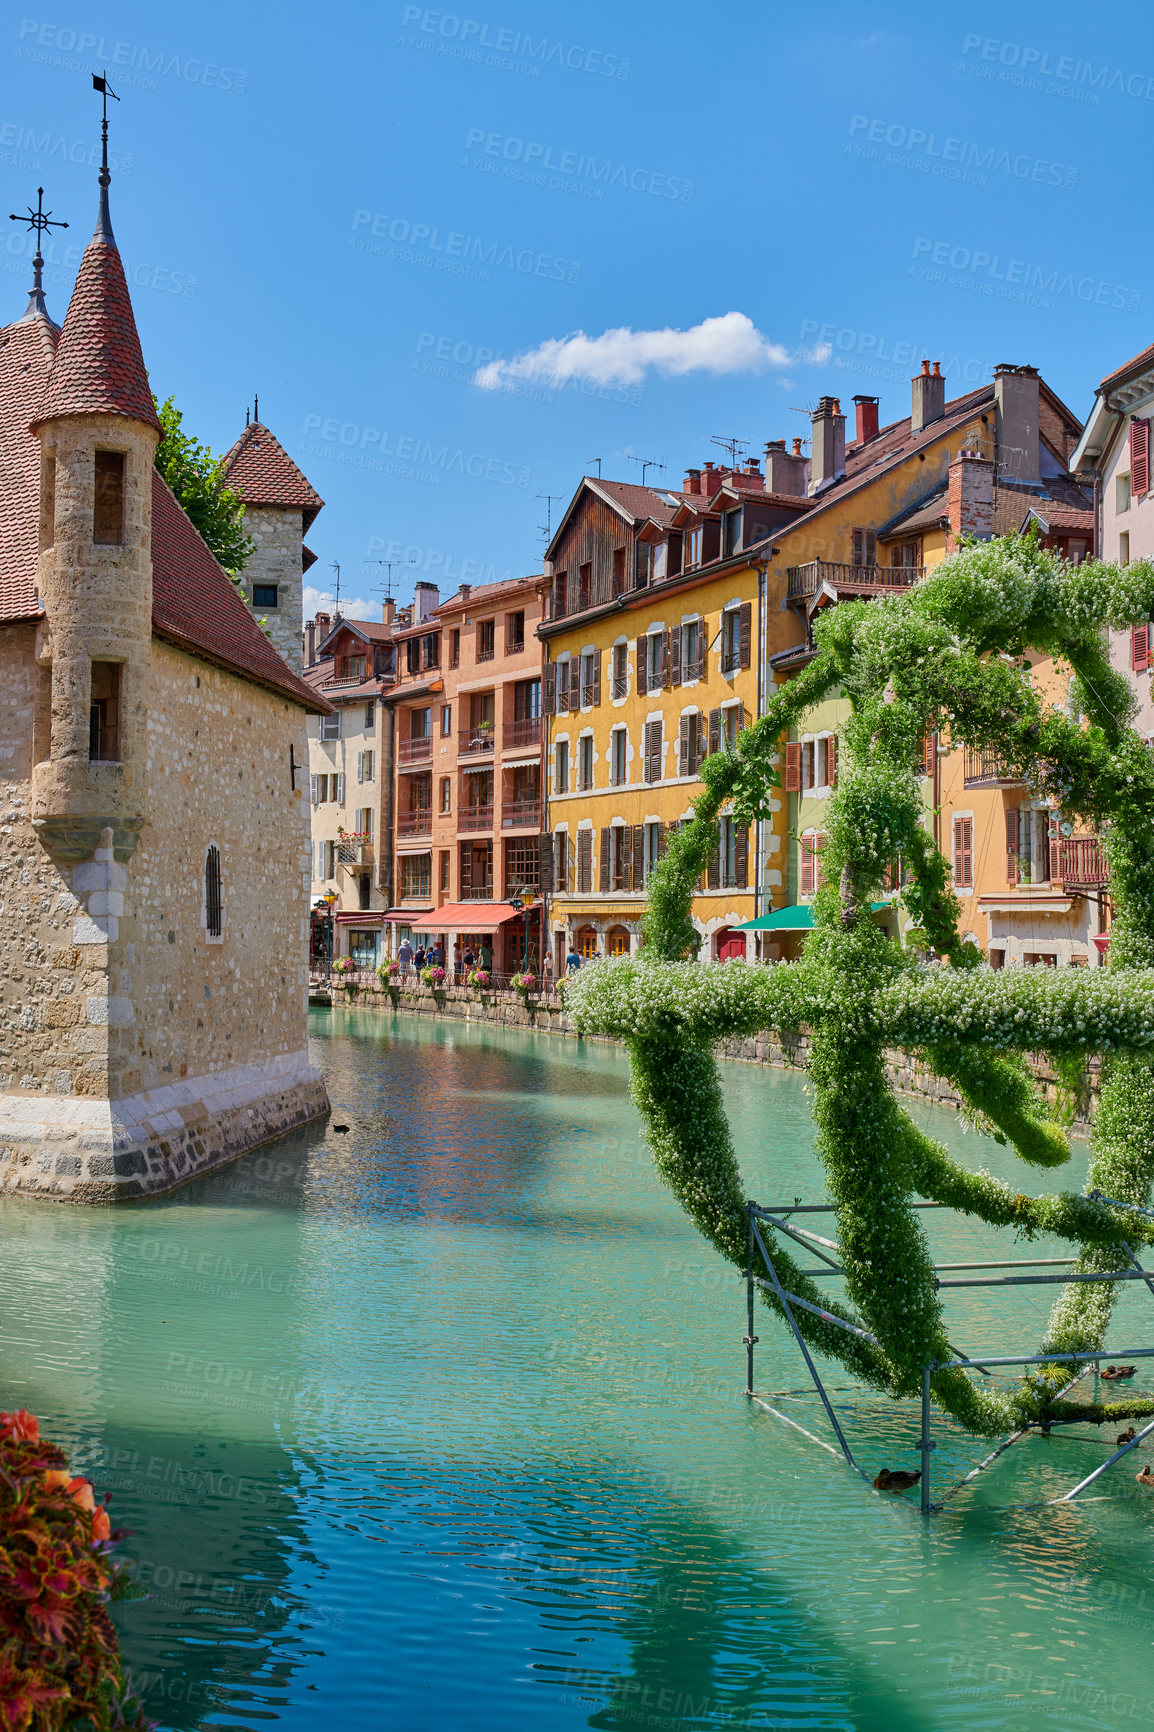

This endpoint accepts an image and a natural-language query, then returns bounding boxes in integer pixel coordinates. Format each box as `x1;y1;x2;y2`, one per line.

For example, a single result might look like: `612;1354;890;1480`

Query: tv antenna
588;457;602;478
535;492;563;546
330;561;342;617
627;454;665;486
710;434;750;468
365;555;417;602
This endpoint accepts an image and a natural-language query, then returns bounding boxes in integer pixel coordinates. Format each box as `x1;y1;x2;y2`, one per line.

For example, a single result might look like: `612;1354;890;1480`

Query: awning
735;902;891;933
409;901;532;932
334;911;384;927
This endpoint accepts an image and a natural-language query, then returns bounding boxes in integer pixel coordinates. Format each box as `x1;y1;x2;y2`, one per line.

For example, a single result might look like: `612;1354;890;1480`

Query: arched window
576;924;598;959
204;845;223;939
606;925;631;957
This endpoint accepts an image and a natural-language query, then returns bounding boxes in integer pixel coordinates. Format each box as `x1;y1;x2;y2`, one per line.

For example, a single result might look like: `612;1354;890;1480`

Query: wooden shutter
621;826;632;885
735;822;749;889
784;742;802;792
556;831;569;891
694;717;706;775
631;824;645;890
592;648;602;706
738;602;752;669
310;773;319;806
707;828;720;889
1132;625;1150;672
599;828;611;892
920;730;936;777
460;843;472;894
636;635;648;696
695;616;707;680
709;708;722;756
679;713;690;777
953;817;972;888
827;734;838;788
671;627;682;687
1005;808;1019;885
661;627;672;688
644;720;660;783
851;528;877;567
543;663;556;715
538;834;554;893
1133;418;1150;499
336;772;345;806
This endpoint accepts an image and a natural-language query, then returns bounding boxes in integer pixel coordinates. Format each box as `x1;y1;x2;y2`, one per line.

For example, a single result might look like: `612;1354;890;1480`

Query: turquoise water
3;1012;1154;1730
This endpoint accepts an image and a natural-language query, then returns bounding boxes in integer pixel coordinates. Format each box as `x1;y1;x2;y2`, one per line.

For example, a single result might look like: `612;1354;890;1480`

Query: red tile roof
222;422;324;532
150;472;329;712
0;311;58;620
32;235;159;432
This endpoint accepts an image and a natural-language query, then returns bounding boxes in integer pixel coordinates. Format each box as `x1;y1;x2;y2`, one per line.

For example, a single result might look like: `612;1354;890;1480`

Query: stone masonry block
87;891;124;917
72;860;127;894
74;915;117;944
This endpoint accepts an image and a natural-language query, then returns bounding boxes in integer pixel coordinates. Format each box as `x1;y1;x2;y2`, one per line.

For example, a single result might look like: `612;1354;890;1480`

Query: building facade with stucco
0;149;330;1202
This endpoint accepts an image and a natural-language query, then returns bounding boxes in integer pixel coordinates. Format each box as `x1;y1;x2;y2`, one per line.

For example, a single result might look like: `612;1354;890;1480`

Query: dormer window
93;450;125;545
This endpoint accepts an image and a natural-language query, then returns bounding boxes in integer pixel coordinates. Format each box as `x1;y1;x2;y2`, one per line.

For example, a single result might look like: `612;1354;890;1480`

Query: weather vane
91;72;120;238
8;188;68;315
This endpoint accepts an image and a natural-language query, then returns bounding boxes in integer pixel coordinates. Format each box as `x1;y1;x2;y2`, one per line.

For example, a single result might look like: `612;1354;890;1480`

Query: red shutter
1005;809;1019;885
784;742;802;792
738;602;752;669
953;817;973;889
1132;625;1150;672
1132;418;1150;499
636;635;648;696
827;734;838;788
800;832;815;896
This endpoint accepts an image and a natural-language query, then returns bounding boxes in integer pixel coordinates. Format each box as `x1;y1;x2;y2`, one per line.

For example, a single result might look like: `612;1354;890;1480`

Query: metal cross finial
91;73;120;240
9;187;68;319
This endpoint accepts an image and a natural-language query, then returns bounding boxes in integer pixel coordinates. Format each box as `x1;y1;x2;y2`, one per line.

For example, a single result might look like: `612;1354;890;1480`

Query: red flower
0;1412;38;1444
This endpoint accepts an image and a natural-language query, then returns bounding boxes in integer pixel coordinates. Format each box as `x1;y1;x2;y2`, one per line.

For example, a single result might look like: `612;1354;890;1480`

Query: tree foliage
152;396;253;576
569;536;1154;1439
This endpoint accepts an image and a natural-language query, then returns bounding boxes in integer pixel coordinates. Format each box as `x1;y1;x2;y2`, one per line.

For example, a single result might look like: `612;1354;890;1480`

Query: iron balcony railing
1051;834;1108;888
459;725;496;755
397;736;432;765
501;799;542;830
459;805;494;832
786;561;924;601
460;881;495;899
504;716;541;749
397;811;432;837
963;748;1024;789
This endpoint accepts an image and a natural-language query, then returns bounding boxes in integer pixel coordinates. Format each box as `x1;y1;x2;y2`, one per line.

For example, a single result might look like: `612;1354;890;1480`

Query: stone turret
222;416;324;668
29;182;160;865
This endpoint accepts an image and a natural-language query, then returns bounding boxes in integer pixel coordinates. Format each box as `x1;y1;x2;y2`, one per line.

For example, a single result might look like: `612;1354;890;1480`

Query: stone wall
238;504;304;671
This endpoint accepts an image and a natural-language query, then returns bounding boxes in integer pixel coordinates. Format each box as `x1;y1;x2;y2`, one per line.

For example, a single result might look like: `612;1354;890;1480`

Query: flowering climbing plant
568;536;1154;1438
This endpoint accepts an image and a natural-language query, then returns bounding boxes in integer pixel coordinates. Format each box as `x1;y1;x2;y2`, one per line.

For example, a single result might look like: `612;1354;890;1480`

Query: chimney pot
792;437;803;456
911;362;946;434
921;359;931;376
852;394;880;445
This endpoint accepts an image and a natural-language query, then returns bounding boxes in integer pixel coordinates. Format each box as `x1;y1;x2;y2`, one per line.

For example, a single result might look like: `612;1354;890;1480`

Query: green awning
734;902;892;933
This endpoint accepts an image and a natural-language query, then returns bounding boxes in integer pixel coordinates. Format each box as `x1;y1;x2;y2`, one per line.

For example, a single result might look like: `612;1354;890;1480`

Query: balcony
459;805;494;832
398;736;432;766
1052;834;1108;889
786;561;924;602
459;725;496;756
963;748;1024;789
397;810;432;838
502;799;542;830
504;716;541;750
461;881;495;900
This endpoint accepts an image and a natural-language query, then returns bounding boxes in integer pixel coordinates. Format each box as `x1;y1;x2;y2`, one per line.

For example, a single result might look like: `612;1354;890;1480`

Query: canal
2;1009;1153;1729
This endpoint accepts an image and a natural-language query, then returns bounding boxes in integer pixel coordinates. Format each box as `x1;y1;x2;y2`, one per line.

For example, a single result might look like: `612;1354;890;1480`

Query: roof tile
222;422;324;532
0;310;58;619
33;236;159;431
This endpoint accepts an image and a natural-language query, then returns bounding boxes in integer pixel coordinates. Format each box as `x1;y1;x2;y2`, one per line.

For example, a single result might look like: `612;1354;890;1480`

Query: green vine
568;536;1154;1438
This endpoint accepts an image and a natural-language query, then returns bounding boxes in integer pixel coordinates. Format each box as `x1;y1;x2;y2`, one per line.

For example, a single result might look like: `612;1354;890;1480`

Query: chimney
853;394;880;445
910;360;946;435
947;449;994;552
382;598;395;626
684;467;702;495
763;439;808;497
808;397;846;495
415;580;440;620
701;459;719;496
994;363;1041;488
306;619;316;666
745;458;761;477
457;582;473;601
315;611;330;641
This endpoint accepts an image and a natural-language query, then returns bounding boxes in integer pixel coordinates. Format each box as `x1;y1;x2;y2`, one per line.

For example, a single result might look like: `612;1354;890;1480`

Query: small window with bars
204;844;223;940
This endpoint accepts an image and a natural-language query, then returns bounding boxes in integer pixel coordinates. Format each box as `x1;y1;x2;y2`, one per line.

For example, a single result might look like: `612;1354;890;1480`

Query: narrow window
204;844;223;938
93;450;125;545
450;628;461;668
89;662;121;761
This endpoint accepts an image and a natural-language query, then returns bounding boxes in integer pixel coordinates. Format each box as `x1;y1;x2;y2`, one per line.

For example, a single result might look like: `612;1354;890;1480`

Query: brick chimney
683;467;702;495
305;619;316;666
911;360;946;435
701;459;720;496
763;439;808;497
808;397;846;495
853;394;880;444
994;363;1041;487
382;598;396;626
457;582;472;601
947;449;994;552
315;611;330;641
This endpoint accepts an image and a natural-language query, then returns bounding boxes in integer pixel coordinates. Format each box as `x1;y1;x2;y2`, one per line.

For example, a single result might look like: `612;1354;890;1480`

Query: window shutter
800;834;814;896
1005;808;1019;885
694;718;707;776
543;664;556;715
336;772;345;806
852;527;863;567
631;824;645;890
827;734;838;788
621;826;632;883
709;708;722;756
784;742;802;792
636;635;648;696
707;832;720;890
1132;417;1150;499
816;831;829;889
1132;625;1150;672
735;822;749;889
920;730;936;777
679;713;690;777
695;618;707;680
671;627;682;687
310;773;319;807
579;828;593;893
538;834;553;893
738;602;752;669
661;627;672;688
356;751;363;784
556;831;569;891
591;647;602;706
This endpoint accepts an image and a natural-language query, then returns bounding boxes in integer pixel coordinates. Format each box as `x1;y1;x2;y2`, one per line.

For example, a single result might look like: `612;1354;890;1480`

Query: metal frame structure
744;1196;1154;1514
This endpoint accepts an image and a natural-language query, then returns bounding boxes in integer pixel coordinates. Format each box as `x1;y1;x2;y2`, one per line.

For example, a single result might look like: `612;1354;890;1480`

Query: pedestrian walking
566;945;582;975
478;940;493;974
397;939;413;979
414;945;427;973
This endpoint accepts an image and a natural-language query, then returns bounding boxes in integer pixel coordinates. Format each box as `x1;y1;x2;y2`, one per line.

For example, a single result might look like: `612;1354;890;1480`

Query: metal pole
744;1203;757;1397
1052;1413;1154;1503
920;1363;934;1516
750;1219;860;1471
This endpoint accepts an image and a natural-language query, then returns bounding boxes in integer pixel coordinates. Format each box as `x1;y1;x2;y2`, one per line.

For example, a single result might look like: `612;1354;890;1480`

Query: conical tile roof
32;221;159;432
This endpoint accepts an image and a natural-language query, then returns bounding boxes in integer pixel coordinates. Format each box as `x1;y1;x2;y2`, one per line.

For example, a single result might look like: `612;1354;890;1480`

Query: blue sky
2;1;1148;616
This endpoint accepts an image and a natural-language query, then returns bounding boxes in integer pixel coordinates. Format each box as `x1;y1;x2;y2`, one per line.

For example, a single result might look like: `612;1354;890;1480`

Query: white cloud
303;584;375;623
475;312;826;391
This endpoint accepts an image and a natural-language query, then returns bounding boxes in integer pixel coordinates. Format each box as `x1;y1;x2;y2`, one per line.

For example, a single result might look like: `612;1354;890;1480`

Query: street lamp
323;889;337;977
508;887;537;974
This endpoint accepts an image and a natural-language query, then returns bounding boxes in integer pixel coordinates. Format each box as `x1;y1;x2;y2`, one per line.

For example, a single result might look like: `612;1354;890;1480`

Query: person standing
397;938;413;979
565;944;581;976
452;941;462;982
414;945;427;973
478;940;493;975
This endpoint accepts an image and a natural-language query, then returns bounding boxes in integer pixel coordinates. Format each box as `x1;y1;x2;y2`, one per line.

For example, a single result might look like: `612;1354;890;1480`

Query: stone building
0;156;330;1201
222;415;324;669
